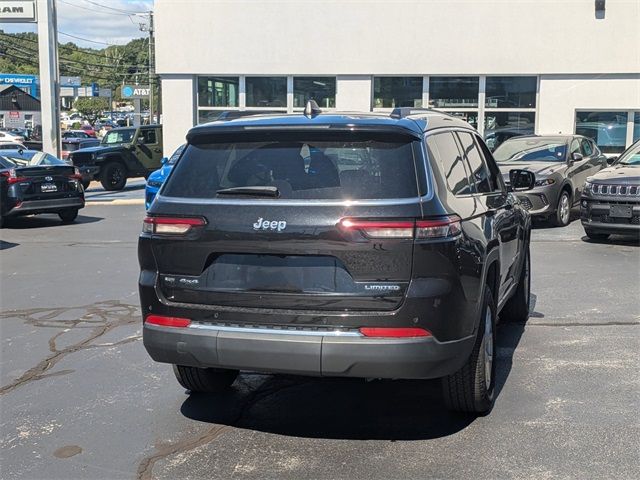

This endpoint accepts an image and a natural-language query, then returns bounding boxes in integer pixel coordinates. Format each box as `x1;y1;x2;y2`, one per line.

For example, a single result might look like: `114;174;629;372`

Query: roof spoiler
390;107;434;119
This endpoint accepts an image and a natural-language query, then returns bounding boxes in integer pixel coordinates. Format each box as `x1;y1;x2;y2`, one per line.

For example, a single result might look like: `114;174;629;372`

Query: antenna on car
304;99;321;118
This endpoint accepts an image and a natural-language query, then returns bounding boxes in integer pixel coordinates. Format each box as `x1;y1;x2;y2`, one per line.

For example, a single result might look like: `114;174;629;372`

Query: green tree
74;97;108;116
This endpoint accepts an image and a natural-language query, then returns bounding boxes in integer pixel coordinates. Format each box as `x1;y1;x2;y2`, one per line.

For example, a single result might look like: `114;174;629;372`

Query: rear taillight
142;216;207;235
339;216;461;240
69;167;83;181
1;169;27;184
359;327;432;338
145;315;191;328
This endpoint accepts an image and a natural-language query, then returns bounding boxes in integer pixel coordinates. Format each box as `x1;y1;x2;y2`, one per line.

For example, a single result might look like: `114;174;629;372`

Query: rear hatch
149;129;424;313
15;165;79;199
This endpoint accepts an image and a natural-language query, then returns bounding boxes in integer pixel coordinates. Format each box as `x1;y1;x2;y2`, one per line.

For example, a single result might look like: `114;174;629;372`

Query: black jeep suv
139;107;535;415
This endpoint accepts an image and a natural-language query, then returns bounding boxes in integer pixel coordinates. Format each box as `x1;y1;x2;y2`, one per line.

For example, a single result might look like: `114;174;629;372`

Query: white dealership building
155;0;640;155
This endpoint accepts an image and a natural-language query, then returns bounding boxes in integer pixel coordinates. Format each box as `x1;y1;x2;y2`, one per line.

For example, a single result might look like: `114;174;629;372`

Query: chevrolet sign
121;85;150;99
0;0;37;22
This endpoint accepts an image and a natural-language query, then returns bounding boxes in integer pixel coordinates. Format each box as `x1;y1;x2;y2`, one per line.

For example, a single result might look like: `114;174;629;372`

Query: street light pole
37;0;61;157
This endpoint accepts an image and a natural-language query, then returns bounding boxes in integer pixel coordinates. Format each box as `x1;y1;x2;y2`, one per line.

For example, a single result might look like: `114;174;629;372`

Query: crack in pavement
0;300;141;395
136;377;308;480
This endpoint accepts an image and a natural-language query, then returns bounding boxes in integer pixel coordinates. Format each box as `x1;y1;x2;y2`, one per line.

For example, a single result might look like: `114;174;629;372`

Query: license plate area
610;205;632;218
41;183;58;193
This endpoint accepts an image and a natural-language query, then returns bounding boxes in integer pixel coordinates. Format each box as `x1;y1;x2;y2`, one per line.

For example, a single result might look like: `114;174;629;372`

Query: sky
2;0;154;48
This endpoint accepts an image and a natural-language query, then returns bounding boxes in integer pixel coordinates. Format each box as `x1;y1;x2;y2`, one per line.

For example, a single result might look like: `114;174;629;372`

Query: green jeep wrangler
69;125;163;191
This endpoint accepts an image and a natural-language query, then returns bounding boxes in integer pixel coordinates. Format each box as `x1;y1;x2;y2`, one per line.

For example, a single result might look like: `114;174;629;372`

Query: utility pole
37;0;61;157
138;11;154;124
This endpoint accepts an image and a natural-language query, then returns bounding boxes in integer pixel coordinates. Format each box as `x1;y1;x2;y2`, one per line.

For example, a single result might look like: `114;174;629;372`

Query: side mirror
572;152;583;162
509;169;536;191
606;156;617;165
161;157;168;165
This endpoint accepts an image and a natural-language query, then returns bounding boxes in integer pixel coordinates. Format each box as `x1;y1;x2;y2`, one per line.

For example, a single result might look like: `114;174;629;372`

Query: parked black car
0;151;85;227
580;140;640;239
69;125;163;191
493;135;607;226
139;106;536;415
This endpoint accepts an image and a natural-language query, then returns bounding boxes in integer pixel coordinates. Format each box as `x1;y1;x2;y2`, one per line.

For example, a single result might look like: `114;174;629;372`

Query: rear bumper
143;323;475;379
5;196;85;216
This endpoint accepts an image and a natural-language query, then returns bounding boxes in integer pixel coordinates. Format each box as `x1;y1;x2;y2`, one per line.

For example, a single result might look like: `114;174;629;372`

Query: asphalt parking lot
1;190;639;480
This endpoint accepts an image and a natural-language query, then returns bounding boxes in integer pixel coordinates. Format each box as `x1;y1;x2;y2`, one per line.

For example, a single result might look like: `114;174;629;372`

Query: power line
80;0;148;15
0;32;127;62
1;40;149;71
58;0;131;17
58;31;127;47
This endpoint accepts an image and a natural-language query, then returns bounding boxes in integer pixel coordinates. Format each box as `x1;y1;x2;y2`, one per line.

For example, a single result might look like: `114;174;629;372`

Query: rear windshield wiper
216;186;280;197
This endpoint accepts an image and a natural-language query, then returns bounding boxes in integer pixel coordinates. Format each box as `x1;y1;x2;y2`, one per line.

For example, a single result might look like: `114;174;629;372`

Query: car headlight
534;178;556;187
584;181;593;193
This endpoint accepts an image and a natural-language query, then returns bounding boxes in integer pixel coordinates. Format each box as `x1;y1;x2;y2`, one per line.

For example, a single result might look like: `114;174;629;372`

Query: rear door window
581;138;594;156
456;132;494;193
426;132;472;196
163;131;421;200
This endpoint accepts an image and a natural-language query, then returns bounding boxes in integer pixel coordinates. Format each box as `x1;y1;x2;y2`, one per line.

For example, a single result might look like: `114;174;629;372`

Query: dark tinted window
163;132;419;200
485;76;537;108
475;136;504;191
581;138;593;156
427;132;472;196
246;77;287;108
197;76;239;107
457;132;493;193
293;77;336;108
429;77;479;108
373;77;423;108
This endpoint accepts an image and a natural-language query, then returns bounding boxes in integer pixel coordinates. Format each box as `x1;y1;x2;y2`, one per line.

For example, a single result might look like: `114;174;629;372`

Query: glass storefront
197;76;239;107
293;77;336;108
634;112;640;142
575;111;629;153
429;77;479;108
484;112;535;151
485;76;536;109
373;77;422;108
448;111;479;129
246;77;287;108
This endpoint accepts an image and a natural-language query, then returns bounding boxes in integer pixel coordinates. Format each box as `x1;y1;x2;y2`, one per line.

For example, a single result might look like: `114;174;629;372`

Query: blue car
145;144;185;209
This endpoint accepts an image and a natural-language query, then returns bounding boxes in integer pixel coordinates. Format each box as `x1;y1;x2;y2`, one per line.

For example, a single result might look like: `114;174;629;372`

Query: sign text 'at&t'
121;85;151;99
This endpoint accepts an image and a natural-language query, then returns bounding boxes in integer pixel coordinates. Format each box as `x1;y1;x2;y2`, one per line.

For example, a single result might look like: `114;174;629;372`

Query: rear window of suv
162;131;421;200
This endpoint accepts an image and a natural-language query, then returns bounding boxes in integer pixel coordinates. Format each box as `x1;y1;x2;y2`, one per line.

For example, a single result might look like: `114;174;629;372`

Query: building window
575;111;629;153
246;77;287;108
197;76;239;107
485;76;536;109
429;77;479;108
293;77;336;108
484;112;536;151
634;112;640;142
448;112;479;130
373;77;423;109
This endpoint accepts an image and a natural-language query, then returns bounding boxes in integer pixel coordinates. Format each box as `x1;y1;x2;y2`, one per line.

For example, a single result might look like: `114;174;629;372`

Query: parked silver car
494;135;608;226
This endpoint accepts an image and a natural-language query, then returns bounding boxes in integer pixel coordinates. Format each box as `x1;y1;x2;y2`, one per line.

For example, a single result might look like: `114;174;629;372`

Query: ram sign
121;85;150;99
0;0;36;22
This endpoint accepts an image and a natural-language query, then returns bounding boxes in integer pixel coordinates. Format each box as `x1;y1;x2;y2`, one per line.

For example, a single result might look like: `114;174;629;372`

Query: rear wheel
442;287;496;415
501;246;530;323
59;208;79;223
552;190;571;227
100;162;127;191
585;229;609;241
173;365;239;393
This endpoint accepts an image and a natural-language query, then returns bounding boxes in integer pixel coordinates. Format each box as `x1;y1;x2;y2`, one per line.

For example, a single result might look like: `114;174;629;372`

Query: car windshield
163;132;420;200
1;151;65;166
493;139;567;163
616;142;640;166
102;129;135;145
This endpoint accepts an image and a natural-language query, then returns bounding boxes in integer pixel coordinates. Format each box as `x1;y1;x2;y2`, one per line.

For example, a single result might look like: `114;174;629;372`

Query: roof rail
389;107;434;119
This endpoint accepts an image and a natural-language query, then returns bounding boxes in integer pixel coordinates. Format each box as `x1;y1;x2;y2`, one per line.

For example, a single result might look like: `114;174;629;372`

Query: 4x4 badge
253;217;287;232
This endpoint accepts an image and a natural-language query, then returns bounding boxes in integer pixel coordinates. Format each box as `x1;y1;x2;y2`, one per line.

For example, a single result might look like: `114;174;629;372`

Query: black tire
82;180;90;190
58;208;79;223
501;245;530;323
173;365;239;393
552;190;571;227
585;229;609;241
100;162;127;191
442;287;496;415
